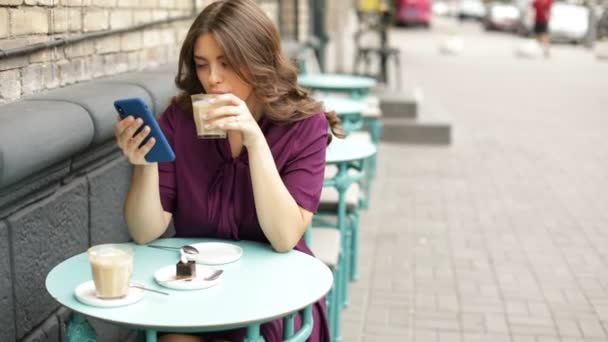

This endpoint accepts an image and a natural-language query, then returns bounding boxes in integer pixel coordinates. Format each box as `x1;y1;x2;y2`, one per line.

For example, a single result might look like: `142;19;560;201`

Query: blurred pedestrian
532;0;553;57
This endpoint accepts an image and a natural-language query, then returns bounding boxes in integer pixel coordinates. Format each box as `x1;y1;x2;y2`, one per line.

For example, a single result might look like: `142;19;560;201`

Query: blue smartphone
113;98;176;163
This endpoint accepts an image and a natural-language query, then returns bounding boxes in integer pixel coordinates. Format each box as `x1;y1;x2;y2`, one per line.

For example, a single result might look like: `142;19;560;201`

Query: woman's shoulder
292;112;328;133
265;112;327;151
288;112;329;149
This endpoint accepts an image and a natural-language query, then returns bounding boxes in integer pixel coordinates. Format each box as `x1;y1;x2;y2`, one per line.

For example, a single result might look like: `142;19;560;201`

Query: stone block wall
0;65;178;341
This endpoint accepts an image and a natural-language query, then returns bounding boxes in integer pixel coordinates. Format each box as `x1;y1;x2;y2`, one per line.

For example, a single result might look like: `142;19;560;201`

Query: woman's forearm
247;141;308;252
124;164;171;244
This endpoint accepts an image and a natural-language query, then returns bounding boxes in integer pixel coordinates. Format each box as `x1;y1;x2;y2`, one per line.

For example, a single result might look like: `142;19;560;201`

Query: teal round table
301;74;381;180
298;74;376;99
318;96;365;134
326;136;376;165
46;238;333;342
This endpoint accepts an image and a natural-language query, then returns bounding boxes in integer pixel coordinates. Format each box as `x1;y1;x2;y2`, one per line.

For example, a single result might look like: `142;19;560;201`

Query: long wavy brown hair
174;0;345;141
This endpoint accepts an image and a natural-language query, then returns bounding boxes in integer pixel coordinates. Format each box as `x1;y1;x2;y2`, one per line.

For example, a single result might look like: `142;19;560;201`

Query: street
343;16;608;342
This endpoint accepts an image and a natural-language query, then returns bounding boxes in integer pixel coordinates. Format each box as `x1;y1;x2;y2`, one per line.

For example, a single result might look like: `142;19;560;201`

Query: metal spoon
167;269;224;283
129;284;170;295
147;244;199;255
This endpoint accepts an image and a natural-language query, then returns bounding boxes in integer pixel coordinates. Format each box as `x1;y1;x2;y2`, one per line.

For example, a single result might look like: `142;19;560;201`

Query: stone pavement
340;17;608;342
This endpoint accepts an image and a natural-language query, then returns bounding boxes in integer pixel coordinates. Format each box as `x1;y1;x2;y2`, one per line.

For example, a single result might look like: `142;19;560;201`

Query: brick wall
278;0;309;42
0;0;214;105
0;0;294;105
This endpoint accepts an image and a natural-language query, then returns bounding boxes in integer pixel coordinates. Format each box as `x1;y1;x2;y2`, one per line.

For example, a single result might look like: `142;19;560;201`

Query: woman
114;0;343;341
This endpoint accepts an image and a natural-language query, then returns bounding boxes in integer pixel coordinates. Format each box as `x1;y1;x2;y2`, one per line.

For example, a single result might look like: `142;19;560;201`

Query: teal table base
70;307;314;342
244;323;264;342
325;260;343;342
146;329;157;342
66;313;96;342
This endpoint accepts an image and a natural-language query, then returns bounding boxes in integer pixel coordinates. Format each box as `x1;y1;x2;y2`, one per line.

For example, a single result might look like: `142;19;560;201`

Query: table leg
332;261;344;342
244;324;264;342
284;306;314;342
337;169;350;310
145;329;158;342
367;117;382;181
368;117;382;146
349;210;361;282
65;313;96;342
284;313;296;339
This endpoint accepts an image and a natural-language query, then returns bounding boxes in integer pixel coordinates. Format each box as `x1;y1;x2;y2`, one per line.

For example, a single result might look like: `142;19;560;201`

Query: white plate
154;264;222;290
74;280;145;308
185;242;243;265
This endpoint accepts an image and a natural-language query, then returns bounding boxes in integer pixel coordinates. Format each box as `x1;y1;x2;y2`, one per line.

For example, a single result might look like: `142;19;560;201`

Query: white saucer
154;264;222;290
185;242;243;265
74;280;145;308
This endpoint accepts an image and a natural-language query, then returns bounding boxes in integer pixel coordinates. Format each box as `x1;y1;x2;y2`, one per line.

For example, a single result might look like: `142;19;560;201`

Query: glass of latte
87;244;134;299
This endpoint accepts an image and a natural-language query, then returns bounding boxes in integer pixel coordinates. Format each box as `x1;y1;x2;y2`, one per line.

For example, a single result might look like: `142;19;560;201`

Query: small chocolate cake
176;260;196;279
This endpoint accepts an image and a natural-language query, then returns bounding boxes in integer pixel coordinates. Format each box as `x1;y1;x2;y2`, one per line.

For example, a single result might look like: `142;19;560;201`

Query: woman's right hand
114;115;156;165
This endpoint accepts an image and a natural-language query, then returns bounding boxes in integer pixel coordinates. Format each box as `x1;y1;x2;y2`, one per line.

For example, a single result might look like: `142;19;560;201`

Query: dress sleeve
157;101;178;213
281;113;328;213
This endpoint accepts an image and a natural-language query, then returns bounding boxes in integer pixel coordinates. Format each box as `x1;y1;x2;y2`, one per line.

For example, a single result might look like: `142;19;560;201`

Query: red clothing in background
533;0;553;23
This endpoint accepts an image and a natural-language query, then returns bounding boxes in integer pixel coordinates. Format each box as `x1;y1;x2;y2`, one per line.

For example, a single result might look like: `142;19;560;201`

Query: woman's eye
196;64;208;69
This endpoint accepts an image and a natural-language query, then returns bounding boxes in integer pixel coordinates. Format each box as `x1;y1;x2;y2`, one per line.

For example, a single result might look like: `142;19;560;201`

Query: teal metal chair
309;227;343;342
315;138;376;307
316;96;372;283
298;73;382;199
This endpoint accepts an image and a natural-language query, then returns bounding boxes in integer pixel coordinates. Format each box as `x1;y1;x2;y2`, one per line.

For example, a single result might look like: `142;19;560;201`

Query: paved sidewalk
341;18;608;342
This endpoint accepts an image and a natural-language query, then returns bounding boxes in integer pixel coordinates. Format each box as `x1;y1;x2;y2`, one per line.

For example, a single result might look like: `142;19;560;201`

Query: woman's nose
208;66;222;85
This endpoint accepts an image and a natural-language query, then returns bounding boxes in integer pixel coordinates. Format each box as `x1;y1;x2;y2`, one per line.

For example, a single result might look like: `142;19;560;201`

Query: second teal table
317;96;365;134
298;73;376;99
318;137;376;336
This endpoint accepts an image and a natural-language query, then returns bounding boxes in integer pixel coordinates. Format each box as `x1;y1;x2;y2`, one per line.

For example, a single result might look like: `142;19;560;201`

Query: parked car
515;0;590;43
394;0;433;27
458;0;487;20
484;1;522;31
432;0;451;16
549;2;590;43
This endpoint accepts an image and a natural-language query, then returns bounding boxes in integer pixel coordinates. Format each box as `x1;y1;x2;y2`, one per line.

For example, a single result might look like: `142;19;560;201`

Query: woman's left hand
205;93;264;147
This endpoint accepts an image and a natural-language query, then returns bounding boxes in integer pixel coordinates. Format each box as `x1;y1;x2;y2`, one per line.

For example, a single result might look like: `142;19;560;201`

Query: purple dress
157;101;331;342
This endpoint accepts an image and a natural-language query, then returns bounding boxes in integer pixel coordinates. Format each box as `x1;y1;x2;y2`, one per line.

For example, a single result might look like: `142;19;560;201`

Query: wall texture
0;0;209;105
0;0;315;105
